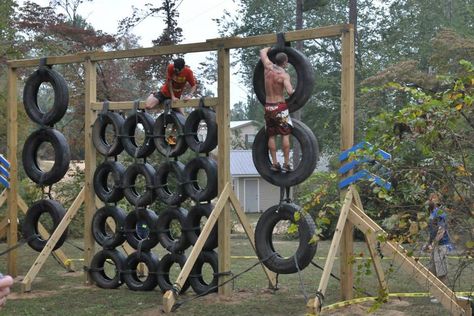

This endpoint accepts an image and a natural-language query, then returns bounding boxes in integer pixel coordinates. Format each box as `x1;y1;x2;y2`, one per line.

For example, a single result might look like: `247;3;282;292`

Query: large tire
156;207;190;253
254;203;317;274
156;253;191;293
22;199;68;252
89;249;126;289
121;111;155;158
253;46;315;113
123;251;159;291
23;66;69;126
155;161;187;206
183;157;218;202
153;111;188;157
92;111;124;156
22;128;71;186
122;162;156;207
184;107;218;153
183;203;218;251
124;208;159;251
91;206;126;249
93;161;125;203
252;119;318;187
189;250;218;295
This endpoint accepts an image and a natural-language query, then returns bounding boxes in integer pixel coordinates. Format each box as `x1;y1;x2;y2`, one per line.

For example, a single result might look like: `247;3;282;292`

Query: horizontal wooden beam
90;97;219;111
7;24;350;68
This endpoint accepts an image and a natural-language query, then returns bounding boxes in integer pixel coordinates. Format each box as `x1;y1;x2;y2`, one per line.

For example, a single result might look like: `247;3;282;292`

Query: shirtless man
260;47;294;172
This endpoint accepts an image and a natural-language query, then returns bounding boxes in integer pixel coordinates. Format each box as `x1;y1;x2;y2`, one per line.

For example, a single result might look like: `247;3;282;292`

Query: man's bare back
260;47;294;103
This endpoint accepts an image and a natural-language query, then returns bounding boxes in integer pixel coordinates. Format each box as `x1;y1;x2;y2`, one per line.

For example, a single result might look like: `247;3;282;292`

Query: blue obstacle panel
0;155;10;169
339;141;391;163
338;169;391;191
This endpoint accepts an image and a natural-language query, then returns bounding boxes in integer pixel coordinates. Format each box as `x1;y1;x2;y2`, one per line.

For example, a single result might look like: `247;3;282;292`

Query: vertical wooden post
84;59;97;284
216;47;232;296
339;25;355;301
6;66;18;276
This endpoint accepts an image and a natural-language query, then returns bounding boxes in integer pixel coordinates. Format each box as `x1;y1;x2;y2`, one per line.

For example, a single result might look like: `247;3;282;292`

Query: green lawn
0;234;472;315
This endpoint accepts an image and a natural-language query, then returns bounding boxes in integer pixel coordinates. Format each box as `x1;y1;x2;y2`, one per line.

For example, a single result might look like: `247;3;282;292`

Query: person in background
0;274;14;308
259;47;294;173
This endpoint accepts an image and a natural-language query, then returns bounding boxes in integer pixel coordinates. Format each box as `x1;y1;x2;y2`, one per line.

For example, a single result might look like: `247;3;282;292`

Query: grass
0;231;472;315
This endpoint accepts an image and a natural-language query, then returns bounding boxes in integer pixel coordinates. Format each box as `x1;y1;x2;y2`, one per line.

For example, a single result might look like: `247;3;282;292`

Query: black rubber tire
124;208;159;251
123;251;159;291
184;107;218;153
92;111;125;156
254;203;317;274
91;205;127;249
252;46;315;113
153;111;188;157
183;203;218;251
156;207;190;253
155;161;187;206
156;253;191;293
189;250;218;295
22;199;68;252
183;157;218;202
93;161;125;203
22;128;71;186
23;66;69;126
89;249;127;289
252;119;319;187
122;162;156;207
121;111;155;158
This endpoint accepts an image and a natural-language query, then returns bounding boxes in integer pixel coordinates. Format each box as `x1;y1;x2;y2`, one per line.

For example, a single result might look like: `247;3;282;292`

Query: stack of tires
252;46;319;274
89;104;220;295
21;65;71;253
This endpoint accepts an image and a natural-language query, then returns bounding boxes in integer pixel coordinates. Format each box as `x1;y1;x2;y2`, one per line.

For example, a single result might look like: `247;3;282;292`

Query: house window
245;134;256;147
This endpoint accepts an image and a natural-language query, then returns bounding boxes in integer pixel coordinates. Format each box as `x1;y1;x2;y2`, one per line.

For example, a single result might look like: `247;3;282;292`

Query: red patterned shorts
264;102;293;136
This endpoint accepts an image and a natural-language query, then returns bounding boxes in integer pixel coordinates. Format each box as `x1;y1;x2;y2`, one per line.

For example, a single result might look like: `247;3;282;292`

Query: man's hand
0;275;14;308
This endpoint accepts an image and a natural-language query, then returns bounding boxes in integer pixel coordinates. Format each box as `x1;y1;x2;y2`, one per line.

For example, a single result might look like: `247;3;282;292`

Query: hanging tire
184;107;218;153
92;111;124;156
156;253;191;293
183;203;218;251
254;203;317;274
22;128;71;186
183;157;218;202
153;111;188;157
22;199;68;252
23;66;69;126
253;46;315;113
122;162;156;207
93;161;125;203
252;119;318;187
121;111;155;158
91;206;126;249
89;249;126;289
155;161;187;206
123;251;159;291
156;207;190;253
124;208;159;251
189;250;218;295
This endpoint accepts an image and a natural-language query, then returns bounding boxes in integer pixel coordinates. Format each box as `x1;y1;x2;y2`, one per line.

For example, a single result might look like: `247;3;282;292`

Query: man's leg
268;135;278;165
145;93;159;110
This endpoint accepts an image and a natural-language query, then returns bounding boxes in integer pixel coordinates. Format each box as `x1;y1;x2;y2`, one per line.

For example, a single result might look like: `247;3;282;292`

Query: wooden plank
83;59;98;285
0;189;7;207
163;183;231;313
90;97;219;111
21;188;85;292
6;66;18;277
7;54;85;68
339;25;356;302
228;189;278;287
0;217;9;239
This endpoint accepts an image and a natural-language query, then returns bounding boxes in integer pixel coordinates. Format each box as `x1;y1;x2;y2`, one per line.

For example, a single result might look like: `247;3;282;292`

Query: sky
18;0;248;105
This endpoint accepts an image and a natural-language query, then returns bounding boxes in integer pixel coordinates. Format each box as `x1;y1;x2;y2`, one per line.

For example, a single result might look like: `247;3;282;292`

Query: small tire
184;107;218;153
123;251;159;291
183;157;218;202
252;119;318;187
92;111;125;156
121;111;155;158
91;206;127;249
189;250;218;295
254;203;318;274
124;208;159;251
23;66;69;126
22;199;68;252
155;161;187;206
156;253;191;293
22;128;71;186
93;161;125;203
253;46;315;113
122;162;156;207
89;249;126;289
156;207;190;253
153;111;188;157
183;203;218;251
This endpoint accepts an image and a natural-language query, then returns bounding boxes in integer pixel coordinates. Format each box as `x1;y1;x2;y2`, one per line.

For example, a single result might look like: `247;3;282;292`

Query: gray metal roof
230;150;258;176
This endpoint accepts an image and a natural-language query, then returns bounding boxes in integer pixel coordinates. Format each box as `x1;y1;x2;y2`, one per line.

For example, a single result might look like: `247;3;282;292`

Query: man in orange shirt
145;57;197;113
